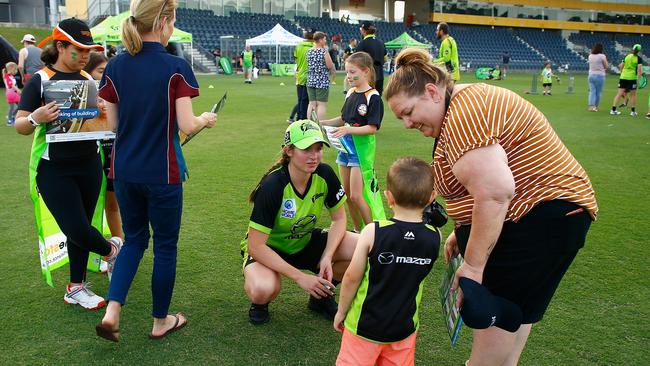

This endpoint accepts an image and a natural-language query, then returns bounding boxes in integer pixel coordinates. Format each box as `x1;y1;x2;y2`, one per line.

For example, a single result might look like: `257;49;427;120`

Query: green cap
284;120;330;149
633;44;642;52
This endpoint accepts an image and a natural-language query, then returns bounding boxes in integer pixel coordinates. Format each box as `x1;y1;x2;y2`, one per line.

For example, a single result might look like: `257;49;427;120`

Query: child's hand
32;101;59;124
333;312;345;333
200;112;217;128
331;126;350;138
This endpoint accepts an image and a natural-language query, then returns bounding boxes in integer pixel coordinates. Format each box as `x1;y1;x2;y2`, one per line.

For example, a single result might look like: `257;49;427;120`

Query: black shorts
454;200;592;324
542;83;552;88
101;140;114;192
242;228;328;274
618;79;637;91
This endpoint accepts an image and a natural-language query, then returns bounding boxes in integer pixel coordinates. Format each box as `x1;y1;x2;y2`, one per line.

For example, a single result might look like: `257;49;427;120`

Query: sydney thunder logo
285;214;317;240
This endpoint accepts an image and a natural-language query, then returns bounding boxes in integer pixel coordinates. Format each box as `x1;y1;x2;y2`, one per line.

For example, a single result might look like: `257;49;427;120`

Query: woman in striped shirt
385;48;597;365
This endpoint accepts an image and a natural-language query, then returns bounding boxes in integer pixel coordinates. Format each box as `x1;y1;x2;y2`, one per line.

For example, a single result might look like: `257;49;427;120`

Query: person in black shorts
241;120;358;325
501;51;510;78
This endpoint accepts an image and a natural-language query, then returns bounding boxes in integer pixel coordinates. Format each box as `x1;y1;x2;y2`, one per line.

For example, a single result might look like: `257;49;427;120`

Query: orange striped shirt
433;83;598;225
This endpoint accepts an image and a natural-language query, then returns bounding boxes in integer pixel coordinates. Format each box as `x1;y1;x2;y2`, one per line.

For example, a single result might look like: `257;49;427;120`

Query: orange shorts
336;328;417;366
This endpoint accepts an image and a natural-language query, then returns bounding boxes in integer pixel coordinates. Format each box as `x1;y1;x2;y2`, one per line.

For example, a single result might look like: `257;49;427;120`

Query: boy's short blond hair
5;61;17;71
386;157;435;209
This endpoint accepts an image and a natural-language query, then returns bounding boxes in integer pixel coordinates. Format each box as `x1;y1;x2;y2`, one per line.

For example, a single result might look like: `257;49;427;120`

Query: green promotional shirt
241;50;254;68
434;36;460;81
621;53;643;81
541;68;553;83
294;40;314;86
243;164;346;254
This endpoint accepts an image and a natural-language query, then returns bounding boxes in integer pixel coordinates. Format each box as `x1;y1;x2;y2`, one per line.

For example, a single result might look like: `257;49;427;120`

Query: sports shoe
630;111;638;117
286;117;295;124
105;237;123;281
610;110;621;115
99;260;108;274
308;295;338;320
645;113;650;120
64;282;106;310
249;303;270;325
619;103;627;108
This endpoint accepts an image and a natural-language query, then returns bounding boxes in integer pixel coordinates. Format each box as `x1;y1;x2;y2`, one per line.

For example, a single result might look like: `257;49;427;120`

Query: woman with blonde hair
95;0;216;342
385;48;597;365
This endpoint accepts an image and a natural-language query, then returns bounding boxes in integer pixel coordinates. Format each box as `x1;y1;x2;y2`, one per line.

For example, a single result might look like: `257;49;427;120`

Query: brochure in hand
310;110;351;154
181;92;227;146
42;80;115;143
440;254;464;346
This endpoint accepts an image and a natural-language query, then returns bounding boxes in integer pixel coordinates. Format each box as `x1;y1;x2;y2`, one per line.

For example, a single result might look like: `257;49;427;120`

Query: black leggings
36;154;111;283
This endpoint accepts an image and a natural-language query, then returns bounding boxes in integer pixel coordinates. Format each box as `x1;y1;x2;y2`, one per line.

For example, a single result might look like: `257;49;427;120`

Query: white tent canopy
246;23;304;64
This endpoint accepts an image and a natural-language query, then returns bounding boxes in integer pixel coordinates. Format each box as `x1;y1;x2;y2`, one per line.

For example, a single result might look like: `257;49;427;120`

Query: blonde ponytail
122;0;177;56
384;48;453;100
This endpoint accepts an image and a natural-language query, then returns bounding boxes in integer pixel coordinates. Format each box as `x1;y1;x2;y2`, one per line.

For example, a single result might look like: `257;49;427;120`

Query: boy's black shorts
542;83;552;88
455;200;592;324
618;79;637;91
242;228;328;274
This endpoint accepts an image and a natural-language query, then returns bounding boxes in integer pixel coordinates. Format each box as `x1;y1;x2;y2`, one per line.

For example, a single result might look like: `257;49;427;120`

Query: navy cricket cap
459;277;523;333
360;21;376;30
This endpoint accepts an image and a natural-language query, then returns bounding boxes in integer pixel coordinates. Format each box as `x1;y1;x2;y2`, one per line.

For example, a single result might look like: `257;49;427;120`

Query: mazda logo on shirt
378;252;394;264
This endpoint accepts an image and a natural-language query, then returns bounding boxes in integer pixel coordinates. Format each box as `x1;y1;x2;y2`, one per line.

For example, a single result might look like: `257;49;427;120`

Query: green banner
351;134;386;222
271;64;296;77
29;125;105;287
220;56;233;75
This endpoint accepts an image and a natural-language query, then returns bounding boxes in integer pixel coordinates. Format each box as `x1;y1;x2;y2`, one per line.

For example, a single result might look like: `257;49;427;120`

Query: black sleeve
638;56;644;65
366;94;384;130
249;174;284;232
17;73;43;112
319;164;346;209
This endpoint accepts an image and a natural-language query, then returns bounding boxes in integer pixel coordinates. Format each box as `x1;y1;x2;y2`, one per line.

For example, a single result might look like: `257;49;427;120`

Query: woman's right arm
15;101;59;135
175;96;217;136
248;228;333;298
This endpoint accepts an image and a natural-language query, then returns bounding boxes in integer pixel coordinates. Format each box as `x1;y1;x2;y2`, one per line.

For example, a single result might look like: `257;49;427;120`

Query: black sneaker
249;303;270;325
308;295;338;320
619;103;627;109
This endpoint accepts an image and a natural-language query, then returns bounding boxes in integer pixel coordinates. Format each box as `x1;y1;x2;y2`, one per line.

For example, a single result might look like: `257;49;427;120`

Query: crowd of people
5;0;631;364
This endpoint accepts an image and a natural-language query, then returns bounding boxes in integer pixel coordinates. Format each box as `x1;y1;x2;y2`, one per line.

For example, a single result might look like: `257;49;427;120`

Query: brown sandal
96;323;120;342
148;312;187;340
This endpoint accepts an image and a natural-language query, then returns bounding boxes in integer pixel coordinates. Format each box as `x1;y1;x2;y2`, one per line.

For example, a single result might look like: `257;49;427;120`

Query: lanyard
432;86;454;160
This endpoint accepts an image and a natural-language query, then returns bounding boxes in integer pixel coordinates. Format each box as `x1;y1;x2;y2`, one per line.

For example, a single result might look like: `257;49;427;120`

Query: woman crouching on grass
241;120;358;325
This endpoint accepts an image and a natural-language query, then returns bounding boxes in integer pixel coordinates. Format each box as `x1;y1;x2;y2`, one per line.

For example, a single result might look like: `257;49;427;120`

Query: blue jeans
588;74;605;107
108;181;183;318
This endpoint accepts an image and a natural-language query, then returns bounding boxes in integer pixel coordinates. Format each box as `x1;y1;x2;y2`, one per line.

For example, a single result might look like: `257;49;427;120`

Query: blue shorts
336;135;360;167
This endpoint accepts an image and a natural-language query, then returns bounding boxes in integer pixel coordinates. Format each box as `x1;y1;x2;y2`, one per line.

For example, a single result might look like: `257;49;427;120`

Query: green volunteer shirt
294;40;314;86
243;163;346;255
241;50;254;68
620;53;643;81
434;36;460;81
541;68;553;84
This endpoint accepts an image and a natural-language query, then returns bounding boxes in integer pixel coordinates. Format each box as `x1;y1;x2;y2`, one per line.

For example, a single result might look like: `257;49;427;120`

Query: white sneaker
64;283;106;310
100;260;108;274
630;111;638;117
645;113;650;120
105;237;123;281
610;110;621;115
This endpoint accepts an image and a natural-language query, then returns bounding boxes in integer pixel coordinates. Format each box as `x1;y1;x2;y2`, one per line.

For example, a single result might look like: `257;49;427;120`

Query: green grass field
0;71;649;365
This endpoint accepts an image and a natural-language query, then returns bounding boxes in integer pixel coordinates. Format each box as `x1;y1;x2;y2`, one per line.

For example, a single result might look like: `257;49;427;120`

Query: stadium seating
515;29;588;71
414;24;545;70
176;7;644;73
568;32;623;65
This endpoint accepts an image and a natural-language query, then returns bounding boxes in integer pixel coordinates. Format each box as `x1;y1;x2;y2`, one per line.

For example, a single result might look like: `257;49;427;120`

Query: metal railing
0;4;50;24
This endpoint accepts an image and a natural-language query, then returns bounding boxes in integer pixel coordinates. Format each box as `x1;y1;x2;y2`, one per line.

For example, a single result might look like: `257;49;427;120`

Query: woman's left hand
319;256;334;282
451;261;485;308
331;126;350;138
